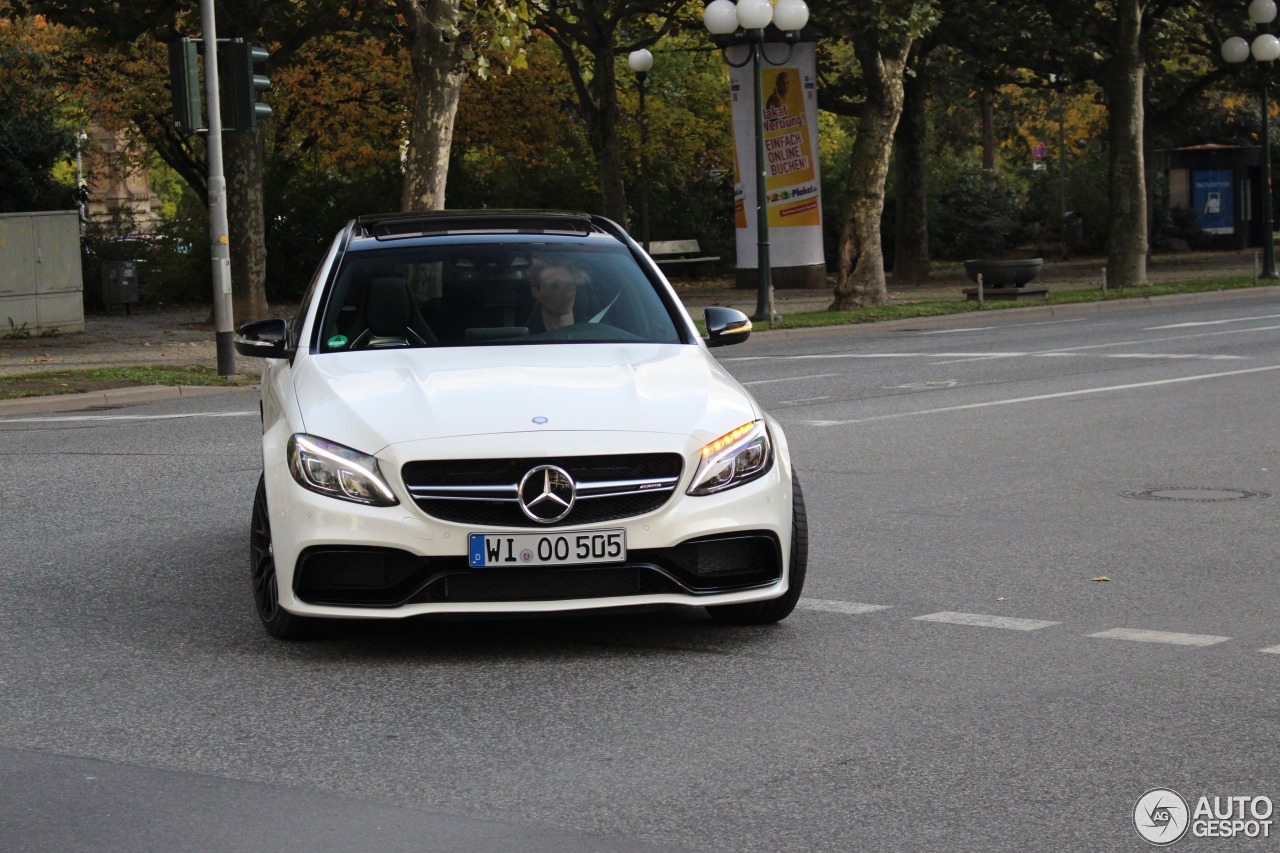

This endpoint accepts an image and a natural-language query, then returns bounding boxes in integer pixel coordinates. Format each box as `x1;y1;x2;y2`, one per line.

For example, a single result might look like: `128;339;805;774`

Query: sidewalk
0;248;1264;415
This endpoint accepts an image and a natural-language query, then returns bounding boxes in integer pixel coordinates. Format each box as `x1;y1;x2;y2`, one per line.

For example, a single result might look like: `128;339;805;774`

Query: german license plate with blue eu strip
469;529;626;568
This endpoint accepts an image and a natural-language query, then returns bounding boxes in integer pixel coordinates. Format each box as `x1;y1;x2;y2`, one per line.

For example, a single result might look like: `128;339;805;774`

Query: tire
706;470;808;625
251;475;319;640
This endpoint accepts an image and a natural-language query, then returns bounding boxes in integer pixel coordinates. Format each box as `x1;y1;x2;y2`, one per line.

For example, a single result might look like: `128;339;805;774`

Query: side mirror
234;318;293;359
703;306;752;348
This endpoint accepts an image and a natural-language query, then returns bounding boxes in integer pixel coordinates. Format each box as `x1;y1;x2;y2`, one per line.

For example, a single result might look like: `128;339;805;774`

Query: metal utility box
101;260;140;308
0;210;85;333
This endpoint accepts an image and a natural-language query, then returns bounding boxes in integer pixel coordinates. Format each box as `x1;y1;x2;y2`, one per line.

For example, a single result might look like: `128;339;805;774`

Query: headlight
287;434;399;506
688;420;772;495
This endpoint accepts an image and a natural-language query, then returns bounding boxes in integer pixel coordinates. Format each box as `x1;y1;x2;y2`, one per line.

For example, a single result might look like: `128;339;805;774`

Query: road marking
913;611;1059;631
0;411;257;424
889;380;959;390
1089;353;1245;360
797;599;893;615
743;372;841;386
1146;313;1280;330
1256;645;1280;655
1088;628;1230;647
802;363;1280;427
779;396;829;405
914;319;1086;335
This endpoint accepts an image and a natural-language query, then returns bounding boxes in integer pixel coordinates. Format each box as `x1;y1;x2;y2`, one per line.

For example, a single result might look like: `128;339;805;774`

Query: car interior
317;245;680;352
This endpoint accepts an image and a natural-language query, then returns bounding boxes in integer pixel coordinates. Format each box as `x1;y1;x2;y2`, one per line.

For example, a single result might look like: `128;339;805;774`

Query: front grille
419;566;683;603
402;454;683;528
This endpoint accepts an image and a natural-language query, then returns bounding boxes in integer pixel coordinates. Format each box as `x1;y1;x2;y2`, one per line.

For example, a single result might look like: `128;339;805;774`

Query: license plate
468;529;626;568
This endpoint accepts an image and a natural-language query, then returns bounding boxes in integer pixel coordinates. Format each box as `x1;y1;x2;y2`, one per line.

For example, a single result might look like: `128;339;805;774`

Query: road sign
1032;142;1047;160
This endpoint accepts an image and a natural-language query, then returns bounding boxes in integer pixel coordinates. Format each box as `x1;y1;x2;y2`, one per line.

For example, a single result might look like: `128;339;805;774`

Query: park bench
647;239;720;271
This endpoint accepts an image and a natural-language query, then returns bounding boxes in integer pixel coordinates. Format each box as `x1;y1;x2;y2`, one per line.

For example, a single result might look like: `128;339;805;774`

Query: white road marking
801;363;1280;427
913;611;1060;631
1258;645;1280;655
1146;313;1280;330
779;396;829;405
743;372;841;386
0;411;257;424
889;380;959;390
797;599;893;615
914;319;1087;335
1088;628;1230;647
1089;353;1245;360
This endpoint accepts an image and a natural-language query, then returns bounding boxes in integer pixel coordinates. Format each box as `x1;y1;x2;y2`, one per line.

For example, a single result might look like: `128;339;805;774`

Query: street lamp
628;48;653;251
1223;0;1280;279
704;0;810;323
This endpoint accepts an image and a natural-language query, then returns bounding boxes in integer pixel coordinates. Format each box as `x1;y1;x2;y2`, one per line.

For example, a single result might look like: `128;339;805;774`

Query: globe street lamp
704;0;810;323
1223;0;1280;279
628;48;653;251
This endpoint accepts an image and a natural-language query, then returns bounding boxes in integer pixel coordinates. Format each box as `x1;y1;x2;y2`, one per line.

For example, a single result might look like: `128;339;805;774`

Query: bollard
977;272;985;307
1101;266;1107;297
1255;250;1261;286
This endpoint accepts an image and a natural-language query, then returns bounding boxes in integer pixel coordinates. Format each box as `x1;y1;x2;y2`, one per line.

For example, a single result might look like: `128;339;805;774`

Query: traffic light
219;39;272;132
168;38;203;134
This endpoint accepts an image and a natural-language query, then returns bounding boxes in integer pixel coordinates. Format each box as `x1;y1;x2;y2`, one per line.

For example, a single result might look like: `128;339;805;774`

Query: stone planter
962;258;1047;301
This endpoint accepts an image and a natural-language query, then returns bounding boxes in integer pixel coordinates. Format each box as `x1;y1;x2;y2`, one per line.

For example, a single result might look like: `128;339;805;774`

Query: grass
759;273;1260;330
0;365;252;400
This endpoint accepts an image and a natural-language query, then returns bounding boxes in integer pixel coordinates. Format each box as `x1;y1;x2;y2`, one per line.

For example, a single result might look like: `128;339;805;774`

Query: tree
821;0;938;310
528;0;684;226
0;13;78;212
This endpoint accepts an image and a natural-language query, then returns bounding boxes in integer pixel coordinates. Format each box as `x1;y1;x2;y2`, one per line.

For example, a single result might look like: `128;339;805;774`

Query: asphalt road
2;295;1279;851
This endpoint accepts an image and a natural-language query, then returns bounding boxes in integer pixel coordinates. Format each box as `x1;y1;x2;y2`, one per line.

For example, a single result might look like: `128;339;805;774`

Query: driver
527;259;589;333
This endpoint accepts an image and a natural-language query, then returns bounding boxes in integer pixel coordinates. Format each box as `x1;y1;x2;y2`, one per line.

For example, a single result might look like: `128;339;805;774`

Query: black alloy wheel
251;475;317;640
705;470;808;625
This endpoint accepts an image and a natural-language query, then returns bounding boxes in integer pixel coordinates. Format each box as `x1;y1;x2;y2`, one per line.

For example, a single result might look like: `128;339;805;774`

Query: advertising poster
1191;169;1234;234
728;41;823;271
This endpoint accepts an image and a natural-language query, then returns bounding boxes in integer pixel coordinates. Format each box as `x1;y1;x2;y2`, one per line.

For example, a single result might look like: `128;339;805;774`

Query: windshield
315;243;683;352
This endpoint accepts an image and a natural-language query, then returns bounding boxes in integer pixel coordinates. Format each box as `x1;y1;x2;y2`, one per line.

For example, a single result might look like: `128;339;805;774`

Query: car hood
290;344;760;453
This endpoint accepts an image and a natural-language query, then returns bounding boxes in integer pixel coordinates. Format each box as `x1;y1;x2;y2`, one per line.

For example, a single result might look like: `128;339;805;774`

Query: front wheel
251;475;319;640
706;471;808;625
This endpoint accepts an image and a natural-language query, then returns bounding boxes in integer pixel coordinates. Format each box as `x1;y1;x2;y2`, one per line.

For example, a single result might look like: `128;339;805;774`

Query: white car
235;211;806;639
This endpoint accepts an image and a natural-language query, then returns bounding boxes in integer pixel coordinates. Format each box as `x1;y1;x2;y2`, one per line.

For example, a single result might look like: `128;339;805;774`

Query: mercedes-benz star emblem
518;465;576;523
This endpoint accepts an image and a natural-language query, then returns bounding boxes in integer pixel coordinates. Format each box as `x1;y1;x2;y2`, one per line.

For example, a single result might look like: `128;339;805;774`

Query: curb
0;384;253;417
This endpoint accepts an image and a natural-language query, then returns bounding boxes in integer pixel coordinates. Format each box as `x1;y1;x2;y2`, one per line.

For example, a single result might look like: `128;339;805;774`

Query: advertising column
728;40;825;289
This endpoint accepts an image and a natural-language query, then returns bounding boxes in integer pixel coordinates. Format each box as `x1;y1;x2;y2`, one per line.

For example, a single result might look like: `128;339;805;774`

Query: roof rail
355;210;599;240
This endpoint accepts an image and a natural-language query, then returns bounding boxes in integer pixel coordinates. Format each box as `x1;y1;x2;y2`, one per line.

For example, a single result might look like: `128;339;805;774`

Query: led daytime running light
702;422;757;458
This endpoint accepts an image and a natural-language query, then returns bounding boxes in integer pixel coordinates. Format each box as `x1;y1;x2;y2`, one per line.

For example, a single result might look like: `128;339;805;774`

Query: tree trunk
830;39;911;310
893;56;930;284
1105;0;1148;286
401;1;468;211
224;129;268;322
584;47;628;226
980;87;996;172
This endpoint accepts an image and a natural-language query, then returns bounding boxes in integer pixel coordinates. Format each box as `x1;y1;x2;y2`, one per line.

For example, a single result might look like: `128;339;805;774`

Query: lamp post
75;130;87;233
1048;72;1069;260
1223;0;1280;279
704;0;809;323
628;49;653;251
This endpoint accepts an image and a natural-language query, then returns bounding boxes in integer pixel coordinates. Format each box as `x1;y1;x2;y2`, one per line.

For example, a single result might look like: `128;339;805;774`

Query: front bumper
263;441;794;619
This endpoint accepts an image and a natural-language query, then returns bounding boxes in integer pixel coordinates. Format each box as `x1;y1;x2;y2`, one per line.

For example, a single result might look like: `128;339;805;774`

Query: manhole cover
1120;487;1270;503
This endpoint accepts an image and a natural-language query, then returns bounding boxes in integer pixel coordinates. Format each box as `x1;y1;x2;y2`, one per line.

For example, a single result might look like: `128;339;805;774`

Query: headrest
365;277;413;336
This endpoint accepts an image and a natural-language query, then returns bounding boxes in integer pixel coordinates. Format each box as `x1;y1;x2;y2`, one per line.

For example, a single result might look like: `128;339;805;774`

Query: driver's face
533;267;579;315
